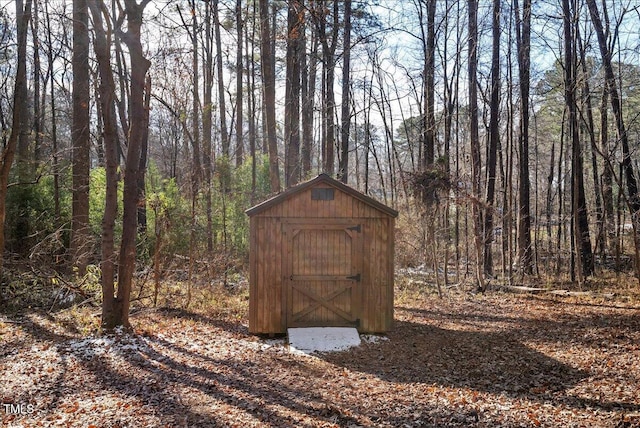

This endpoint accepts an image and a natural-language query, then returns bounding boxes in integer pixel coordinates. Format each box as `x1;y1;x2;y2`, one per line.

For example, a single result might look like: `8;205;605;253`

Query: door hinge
347;224;361;233
346;273;361;281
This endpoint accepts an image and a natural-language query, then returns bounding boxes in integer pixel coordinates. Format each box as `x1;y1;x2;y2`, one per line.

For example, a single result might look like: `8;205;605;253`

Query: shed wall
255;186;389;219
248;183;395;334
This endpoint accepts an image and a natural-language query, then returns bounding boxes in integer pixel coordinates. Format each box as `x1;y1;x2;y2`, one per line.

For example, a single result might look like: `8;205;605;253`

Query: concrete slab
287;327;361;354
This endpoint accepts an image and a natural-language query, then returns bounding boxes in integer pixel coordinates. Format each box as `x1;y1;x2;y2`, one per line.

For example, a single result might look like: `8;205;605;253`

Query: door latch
346;224;361;233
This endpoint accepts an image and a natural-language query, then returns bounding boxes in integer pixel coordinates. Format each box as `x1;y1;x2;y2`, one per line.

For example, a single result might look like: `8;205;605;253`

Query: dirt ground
1;288;640;427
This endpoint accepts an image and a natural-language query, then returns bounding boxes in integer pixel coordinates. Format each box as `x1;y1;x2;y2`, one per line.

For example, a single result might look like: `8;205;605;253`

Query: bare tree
421;0;436;169
563;0;593;283
89;0;120;329
301;1;317;178
71;0;91;276
483;0;500;276
468;0;485;291
0;0;31;281
111;0;152;329
514;0;533;275
235;0;244;166
315;0;339;175
284;0;303;187
214;0;230;158
586;0;640;277
338;0;352;183
259;0;280;192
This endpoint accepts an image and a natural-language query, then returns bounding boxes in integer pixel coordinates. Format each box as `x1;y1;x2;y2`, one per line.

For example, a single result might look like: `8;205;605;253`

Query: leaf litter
1;292;640;427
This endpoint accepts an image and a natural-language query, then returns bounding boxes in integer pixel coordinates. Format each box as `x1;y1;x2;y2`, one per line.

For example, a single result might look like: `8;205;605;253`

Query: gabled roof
245;173;399;218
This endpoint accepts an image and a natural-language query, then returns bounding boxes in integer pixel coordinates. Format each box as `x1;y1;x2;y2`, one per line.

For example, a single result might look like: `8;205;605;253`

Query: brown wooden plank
275;218;284;332
380;218;388;330
264;218;273;332
248;219;257;332
290;283;353;323
387;217;395;330
291;275;357;281
257;218;267;332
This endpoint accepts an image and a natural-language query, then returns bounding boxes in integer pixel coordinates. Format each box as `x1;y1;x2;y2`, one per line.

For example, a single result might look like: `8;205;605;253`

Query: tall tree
88;0;120;329
301;2;317;178
514;0;533;275
71;0;91;276
259;0;280;192
563;0;593;282
468;0;485;291
44;0;61;224
338;0;352;183
235;0;244;166
284;0;302;187
586;0;640;273
421;0;436;169
203;0;214;250
316;0;339;175
483;0;500;276
214;0;230;158
110;0;152;329
576;26;603;256
0;0;31;281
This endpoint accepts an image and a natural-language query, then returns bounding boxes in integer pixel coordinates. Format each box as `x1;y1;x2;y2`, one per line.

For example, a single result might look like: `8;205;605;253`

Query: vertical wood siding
248;182;395;334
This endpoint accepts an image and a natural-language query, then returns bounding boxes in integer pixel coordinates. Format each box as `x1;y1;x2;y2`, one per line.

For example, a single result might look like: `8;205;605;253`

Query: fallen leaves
1;293;640;427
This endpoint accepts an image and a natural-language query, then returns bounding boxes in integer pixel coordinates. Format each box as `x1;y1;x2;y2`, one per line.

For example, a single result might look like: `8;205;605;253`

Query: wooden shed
246;174;398;334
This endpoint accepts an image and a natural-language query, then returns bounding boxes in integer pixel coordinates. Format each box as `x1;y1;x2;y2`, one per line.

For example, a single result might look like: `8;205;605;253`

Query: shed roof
245;173;399;218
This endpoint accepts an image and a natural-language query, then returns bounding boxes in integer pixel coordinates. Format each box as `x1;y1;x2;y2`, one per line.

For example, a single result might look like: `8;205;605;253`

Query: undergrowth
3;257;640;339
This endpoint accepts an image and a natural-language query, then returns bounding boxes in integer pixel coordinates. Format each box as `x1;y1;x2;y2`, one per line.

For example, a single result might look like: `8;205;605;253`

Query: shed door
283;220;363;328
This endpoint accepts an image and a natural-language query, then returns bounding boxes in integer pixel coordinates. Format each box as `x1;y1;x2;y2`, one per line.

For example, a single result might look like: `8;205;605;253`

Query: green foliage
210;155;271;256
5;173;71;257
145;162;192;258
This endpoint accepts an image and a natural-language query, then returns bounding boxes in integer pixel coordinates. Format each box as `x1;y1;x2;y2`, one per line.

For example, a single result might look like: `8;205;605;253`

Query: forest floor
2;278;640;427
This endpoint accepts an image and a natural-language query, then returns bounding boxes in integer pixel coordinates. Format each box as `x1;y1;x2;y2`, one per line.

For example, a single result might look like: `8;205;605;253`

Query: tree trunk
338;0;352;183
563;0;593;283
421;0;436;169
0;0;31;281
235;0;244;166
468;0;485;291
577;27;603;257
44;2;60;225
71;0;91;276
113;0;152;329
247;0;257;200
301;5;317;178
214;0;230;158
483;0;500;277
30;0;41;164
259;0;281;192
317;1;339;175
601;85;616;258
89;0;120;329
284;0;302;187
189;0;202;184
137;75;151;234
586;0;640;278
203;0;214;251
515;0;533;275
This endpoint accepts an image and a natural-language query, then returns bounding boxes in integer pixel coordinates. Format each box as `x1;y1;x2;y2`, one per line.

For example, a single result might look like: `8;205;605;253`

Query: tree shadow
322;318;640;413
154;307;250;335
8;305;639;427
397;304;640;349
8;311;358;426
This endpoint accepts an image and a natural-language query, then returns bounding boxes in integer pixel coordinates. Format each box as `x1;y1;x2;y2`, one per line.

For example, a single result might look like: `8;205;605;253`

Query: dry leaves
1;292;640;427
